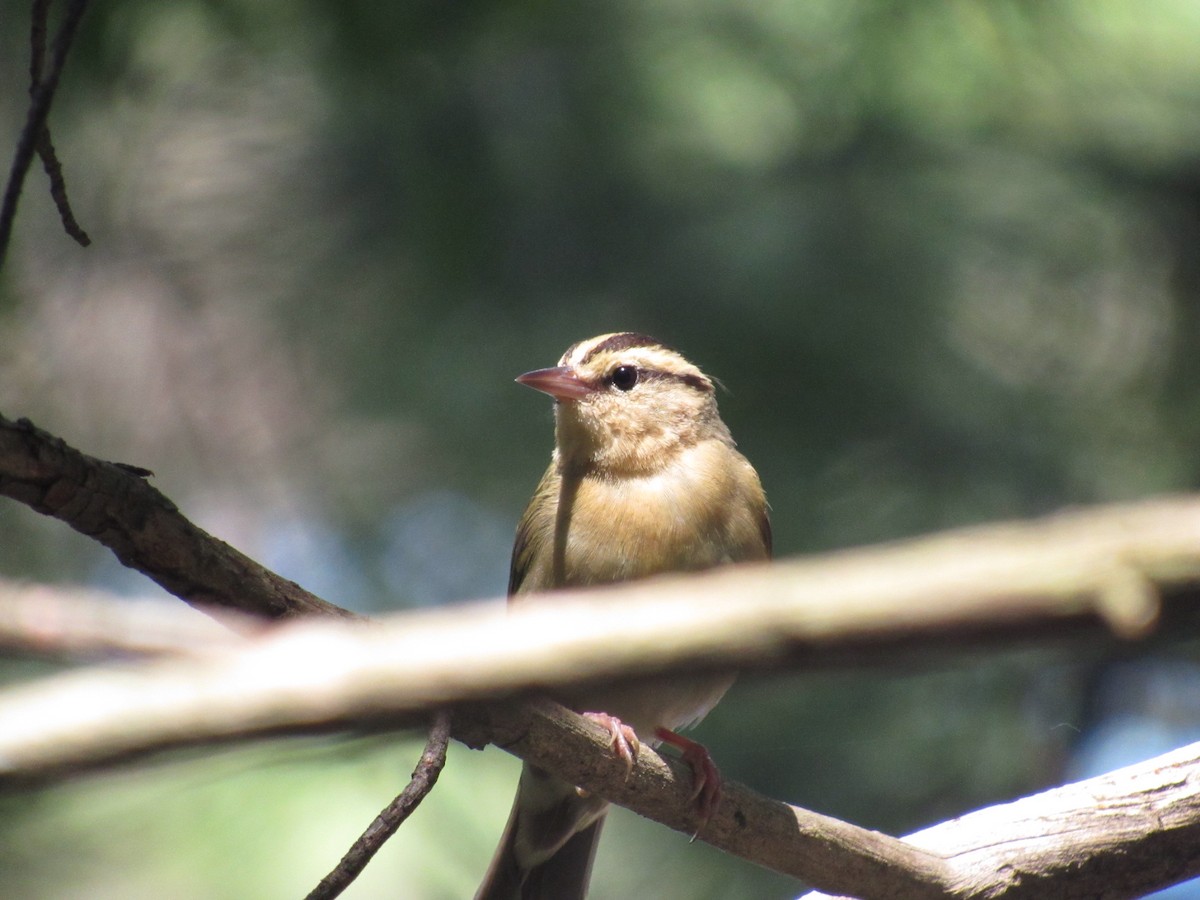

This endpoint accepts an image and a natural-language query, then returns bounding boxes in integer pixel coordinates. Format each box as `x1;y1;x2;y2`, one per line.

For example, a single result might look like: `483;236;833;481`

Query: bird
475;332;770;900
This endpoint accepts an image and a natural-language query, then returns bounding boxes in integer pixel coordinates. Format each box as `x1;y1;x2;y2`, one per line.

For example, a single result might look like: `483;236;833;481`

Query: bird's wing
508;462;559;597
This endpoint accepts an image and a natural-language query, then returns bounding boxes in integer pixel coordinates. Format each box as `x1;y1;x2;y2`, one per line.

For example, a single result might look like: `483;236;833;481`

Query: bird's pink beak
516;366;594;401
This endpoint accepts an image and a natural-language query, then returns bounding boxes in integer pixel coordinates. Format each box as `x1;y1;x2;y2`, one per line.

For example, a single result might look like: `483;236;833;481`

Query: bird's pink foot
654;727;722;836
584;712;640;778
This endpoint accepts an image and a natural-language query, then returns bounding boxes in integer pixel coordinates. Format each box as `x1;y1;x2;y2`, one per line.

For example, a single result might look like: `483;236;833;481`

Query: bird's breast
552;440;765;588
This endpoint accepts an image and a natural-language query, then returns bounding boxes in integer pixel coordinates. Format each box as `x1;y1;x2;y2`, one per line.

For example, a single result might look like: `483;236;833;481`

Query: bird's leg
582;712;640;777
654;727;721;836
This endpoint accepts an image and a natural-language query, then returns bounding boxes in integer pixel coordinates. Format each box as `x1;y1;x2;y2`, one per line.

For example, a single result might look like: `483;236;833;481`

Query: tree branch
801;739;1200;899
6;646;1195;898
473;702;1200;899
5;414;1200;896
0;577;248;658
0;413;355;621
4;483;1200;783
0;0;91;267
305;709;453;900
28;0;89;247
464;699;954;899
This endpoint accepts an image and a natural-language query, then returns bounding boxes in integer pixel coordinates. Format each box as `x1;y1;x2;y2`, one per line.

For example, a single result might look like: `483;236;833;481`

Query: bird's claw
583;712;640;779
654;727;722;840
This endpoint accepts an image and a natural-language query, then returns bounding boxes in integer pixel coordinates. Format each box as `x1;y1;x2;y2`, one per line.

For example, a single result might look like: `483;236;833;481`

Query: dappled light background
3;2;1200;897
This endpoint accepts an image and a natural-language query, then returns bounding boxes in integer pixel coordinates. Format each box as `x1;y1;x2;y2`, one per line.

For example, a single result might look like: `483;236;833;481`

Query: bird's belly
561;673;736;738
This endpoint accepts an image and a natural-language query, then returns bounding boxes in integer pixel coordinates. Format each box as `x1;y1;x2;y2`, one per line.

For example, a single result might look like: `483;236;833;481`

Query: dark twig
0;0;92;268
34;130;90;247
305;710;454;900
30;0;90;247
30;0;50;81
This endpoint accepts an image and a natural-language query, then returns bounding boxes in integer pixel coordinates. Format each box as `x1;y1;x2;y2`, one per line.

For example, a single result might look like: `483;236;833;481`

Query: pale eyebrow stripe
579;332;666;365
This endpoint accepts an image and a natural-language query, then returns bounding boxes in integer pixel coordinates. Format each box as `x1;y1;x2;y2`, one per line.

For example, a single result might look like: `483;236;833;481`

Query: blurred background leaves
3;0;1200;896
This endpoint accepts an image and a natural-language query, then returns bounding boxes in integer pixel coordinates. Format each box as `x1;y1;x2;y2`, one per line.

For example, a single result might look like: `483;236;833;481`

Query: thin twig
305;710;453;900
34;130;90;246
30;0;50;82
0;0;92;268
28;0;88;245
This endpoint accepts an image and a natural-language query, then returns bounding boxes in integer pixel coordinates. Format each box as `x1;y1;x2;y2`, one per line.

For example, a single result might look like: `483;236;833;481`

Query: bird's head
517;332;731;476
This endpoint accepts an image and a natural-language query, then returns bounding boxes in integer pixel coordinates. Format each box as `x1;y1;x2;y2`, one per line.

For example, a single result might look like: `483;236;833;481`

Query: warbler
476;332;770;900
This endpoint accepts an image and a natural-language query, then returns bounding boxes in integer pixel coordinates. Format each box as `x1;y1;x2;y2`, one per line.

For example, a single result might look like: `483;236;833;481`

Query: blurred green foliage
3;0;1200;897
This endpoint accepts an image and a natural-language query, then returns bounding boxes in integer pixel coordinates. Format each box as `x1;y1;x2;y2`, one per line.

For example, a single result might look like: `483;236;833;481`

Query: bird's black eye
609;365;639;391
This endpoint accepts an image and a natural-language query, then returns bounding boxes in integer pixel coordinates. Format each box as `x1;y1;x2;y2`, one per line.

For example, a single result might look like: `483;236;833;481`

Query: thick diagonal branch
0;413;353;621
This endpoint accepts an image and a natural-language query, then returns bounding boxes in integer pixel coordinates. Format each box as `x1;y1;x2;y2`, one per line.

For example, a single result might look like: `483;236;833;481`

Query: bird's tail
475;763;609;900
